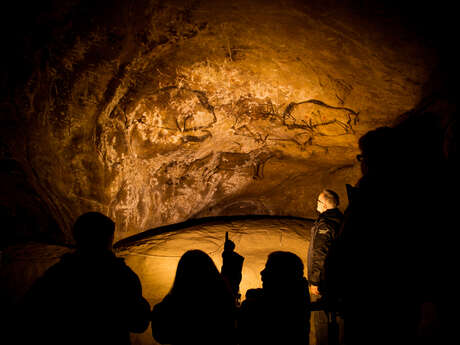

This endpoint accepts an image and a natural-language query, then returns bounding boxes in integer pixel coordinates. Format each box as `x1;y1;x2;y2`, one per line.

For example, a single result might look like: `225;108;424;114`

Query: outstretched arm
221;232;244;302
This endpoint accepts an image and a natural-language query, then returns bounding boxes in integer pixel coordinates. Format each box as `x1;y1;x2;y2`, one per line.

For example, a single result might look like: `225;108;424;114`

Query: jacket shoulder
316;217;334;231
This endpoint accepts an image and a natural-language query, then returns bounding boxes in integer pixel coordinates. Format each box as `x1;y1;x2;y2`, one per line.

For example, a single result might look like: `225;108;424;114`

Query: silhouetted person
21;212;150;345
325;119;449;345
324;126;417;345
307;189;343;345
151;249;237;345
239;251;310;345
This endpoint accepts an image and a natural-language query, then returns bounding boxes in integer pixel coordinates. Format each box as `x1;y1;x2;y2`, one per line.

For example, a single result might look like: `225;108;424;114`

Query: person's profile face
316;193;327;213
357;152;368;175
260;267;266;284
107;233;114;251
260;262;272;289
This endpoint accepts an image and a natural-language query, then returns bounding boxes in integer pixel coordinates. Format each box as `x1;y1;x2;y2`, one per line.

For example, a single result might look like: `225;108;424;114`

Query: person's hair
72;212;115;251
265;251;305;279
170;250;232;302
262;251;308;303
321;189;340;207
358;126;398;169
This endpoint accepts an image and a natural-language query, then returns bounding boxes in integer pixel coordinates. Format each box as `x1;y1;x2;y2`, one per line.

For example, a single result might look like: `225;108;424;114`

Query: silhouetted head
261;251;306;295
72;212;115;253
357;126;399;176
317;189;339;213
171;249;224;297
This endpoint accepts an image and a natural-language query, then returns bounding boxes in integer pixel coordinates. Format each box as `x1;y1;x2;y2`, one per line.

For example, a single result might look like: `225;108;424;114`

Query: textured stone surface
0;0;443;242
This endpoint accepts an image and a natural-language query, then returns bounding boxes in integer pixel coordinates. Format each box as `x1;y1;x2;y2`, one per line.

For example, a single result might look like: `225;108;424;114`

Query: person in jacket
238;251;311;345
21;212;151;345
307;189;343;345
151;249;237;345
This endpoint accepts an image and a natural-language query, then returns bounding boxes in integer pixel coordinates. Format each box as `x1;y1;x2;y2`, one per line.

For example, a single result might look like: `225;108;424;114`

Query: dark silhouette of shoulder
151;250;236;345
21;212;150;345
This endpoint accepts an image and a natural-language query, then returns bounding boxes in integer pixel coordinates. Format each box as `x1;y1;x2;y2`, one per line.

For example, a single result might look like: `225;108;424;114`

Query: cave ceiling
0;0;443;242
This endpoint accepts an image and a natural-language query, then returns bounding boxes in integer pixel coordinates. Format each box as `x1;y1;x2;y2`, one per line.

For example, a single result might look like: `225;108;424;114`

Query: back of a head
358;126;401;175
321;189;339;208
262;251;306;296
171;249;224;297
359;126;394;156
266;251;304;279
72;212;115;253
158;250;234;344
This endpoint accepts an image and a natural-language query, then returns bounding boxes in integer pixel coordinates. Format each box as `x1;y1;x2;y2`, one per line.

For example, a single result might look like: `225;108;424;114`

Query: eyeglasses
317;198;325;205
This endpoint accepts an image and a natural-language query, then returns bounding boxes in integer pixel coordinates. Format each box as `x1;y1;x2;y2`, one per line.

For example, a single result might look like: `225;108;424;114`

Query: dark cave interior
0;1;457;344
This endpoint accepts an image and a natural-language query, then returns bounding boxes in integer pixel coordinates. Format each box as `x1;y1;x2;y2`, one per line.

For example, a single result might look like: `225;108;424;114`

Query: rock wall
1;0;438;242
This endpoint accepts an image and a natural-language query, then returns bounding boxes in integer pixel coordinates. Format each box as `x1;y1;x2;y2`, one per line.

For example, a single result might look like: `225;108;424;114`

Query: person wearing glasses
307;189;343;345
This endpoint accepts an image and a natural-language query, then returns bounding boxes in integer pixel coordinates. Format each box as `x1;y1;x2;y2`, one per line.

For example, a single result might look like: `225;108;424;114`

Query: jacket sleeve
309;221;334;286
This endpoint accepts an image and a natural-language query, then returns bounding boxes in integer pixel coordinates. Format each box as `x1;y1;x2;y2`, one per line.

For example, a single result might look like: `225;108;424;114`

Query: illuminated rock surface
0;217;313;345
1;0;446;244
1;2;457;344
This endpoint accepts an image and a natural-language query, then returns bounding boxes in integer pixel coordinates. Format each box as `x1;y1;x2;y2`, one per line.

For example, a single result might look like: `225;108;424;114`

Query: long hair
155;250;236;344
169;250;233;306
